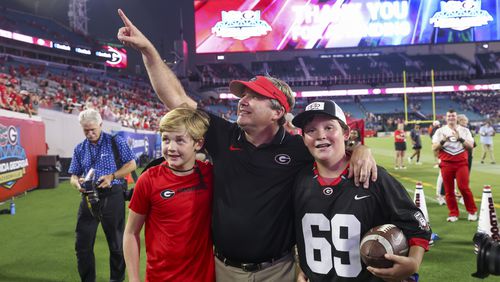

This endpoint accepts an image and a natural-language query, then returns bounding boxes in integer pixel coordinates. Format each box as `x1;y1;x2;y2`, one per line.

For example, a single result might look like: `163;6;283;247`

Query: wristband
111;173;116;180
440;140;446;146
458;138;465;143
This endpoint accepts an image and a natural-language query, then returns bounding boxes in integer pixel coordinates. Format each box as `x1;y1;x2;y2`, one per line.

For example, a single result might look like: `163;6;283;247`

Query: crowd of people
2;54;498;137
455;91;500;120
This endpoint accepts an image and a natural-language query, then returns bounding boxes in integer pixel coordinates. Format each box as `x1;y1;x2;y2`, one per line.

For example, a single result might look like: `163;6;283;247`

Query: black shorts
395;142;406;151
412;144;422;150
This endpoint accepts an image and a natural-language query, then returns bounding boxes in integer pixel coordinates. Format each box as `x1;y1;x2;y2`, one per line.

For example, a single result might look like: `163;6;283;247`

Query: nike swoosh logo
354;195;370;200
391;233;404;245
229;145;242;151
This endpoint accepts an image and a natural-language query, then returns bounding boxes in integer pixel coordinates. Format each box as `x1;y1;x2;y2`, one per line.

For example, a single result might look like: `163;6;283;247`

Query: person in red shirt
394;123;407;169
123;107;215;282
432;109;477;222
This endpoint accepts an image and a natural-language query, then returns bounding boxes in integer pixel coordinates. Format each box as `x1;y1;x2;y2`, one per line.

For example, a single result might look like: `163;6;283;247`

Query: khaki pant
215;254;295;282
481;143;496;163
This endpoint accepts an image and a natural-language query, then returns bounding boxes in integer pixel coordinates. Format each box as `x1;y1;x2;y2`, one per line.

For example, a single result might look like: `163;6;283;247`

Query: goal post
403;69;437;125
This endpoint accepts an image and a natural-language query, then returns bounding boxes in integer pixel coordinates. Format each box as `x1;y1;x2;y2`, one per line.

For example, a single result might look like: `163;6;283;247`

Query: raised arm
117;9;196;109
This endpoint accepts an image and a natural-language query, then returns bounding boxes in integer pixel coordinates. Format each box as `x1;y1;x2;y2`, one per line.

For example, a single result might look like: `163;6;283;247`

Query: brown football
359;224;409;268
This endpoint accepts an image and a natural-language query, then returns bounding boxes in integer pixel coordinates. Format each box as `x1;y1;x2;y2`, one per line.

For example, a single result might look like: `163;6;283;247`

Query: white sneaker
468;213;478;221
433;164;439;169
447;216;459;222
394;166;400;170
407;157;412;164
437;195;446;206
416;162;423;165
400;166;407;170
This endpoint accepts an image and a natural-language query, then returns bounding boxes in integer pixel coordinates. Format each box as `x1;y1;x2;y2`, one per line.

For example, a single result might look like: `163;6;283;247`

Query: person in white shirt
479;121;496;164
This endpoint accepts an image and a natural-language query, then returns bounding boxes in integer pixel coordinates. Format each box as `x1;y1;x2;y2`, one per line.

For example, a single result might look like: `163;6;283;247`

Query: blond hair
159;107;210;141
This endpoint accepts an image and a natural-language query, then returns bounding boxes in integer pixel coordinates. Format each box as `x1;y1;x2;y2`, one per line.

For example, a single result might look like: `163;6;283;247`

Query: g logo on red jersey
160;189;175;199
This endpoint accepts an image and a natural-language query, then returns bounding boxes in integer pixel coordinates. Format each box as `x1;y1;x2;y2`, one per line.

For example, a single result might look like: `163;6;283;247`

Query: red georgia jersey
129;160;215;282
394;130;406;143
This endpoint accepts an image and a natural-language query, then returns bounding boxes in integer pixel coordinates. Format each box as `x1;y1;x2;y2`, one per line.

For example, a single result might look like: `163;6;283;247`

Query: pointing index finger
118;8;133;27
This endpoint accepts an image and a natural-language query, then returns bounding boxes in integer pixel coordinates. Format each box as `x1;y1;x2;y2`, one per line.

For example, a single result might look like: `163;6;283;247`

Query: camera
81;169;102;220
472;232;500;279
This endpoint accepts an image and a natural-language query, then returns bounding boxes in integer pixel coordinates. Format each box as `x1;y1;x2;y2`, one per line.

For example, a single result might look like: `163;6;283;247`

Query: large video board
194;0;500;54
0;28;127;68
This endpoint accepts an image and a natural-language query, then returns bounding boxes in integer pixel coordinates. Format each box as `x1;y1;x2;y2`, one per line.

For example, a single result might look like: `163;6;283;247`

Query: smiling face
302;115;350;165
446;111;458;127
236;89;282;131
161;126;203;171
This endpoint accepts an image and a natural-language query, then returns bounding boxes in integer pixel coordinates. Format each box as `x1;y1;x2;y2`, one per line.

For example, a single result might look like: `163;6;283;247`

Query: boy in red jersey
292;100;431;281
123;107;214;282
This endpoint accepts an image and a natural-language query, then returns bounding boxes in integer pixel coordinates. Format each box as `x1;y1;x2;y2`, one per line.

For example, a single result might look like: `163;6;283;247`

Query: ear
194;138;204;151
272;107;286;122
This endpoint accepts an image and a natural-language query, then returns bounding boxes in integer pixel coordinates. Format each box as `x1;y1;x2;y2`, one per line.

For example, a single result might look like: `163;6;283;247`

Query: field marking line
392;172;500;209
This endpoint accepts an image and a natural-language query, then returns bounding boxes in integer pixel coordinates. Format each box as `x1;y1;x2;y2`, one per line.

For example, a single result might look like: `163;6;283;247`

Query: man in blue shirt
69;108;136;282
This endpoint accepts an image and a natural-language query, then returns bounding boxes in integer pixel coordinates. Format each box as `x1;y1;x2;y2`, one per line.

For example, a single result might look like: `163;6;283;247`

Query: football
359;224;409;268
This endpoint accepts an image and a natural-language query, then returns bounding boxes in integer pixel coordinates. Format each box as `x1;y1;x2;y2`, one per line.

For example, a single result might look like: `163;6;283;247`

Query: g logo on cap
306;102;325;111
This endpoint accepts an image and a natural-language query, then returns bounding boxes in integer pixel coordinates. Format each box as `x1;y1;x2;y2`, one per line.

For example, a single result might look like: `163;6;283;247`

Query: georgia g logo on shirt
160;189;175;199
274;154;291;165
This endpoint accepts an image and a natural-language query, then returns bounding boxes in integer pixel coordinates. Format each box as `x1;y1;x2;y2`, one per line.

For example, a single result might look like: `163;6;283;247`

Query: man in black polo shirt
117;10;377;281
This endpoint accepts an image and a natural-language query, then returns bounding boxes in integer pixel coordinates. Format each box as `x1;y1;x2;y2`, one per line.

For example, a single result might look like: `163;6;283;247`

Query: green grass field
0;135;499;281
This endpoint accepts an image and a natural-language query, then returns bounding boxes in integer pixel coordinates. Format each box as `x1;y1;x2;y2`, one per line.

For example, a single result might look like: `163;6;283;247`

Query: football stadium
0;0;499;281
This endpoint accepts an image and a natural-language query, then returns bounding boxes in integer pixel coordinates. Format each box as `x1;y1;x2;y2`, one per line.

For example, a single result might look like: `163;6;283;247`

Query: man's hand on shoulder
347;145;378;189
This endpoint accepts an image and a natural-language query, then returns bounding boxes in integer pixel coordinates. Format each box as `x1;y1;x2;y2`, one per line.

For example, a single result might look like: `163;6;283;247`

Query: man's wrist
111;173;116;180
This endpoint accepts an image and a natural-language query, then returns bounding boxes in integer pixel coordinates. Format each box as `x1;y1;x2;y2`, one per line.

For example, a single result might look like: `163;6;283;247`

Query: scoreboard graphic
194;0;500;53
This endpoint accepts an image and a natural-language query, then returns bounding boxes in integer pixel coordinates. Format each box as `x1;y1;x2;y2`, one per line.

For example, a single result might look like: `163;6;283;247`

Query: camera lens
472;232;500;278
484;240;500;275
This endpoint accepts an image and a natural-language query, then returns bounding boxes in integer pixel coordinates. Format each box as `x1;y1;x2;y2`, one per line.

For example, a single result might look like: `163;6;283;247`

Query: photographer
69;108;136;282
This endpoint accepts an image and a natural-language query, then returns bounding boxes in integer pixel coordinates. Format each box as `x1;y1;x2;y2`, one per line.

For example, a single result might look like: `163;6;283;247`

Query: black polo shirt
204;112;312;263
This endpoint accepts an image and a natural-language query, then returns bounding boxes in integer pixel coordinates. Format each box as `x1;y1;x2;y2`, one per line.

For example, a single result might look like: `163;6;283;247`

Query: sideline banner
113;131;159;161
0;115;46;202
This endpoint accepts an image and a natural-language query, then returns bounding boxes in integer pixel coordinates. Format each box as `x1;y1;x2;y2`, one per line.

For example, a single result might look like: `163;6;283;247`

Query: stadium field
0;135;498;281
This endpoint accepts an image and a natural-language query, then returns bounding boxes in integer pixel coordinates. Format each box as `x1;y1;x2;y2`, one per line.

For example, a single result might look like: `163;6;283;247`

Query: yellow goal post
403;69;437;125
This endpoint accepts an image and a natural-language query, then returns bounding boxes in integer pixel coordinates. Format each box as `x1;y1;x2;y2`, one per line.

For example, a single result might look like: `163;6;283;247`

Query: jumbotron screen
194;0;500;54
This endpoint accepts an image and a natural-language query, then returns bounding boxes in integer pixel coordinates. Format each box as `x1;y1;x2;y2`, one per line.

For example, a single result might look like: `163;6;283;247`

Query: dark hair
447;109;456;114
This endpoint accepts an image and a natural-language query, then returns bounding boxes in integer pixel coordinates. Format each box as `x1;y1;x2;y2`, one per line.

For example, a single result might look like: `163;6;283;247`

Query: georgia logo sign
212;10;272;40
430;0;493;31
0;124;29;189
